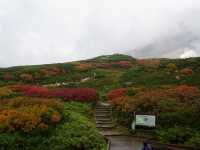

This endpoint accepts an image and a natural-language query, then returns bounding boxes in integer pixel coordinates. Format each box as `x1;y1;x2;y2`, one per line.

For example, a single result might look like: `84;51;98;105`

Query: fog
0;0;200;67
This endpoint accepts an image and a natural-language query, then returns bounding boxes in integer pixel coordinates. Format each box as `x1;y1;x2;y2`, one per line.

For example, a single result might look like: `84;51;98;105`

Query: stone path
95;102;143;150
108;136;143;150
95;102;115;131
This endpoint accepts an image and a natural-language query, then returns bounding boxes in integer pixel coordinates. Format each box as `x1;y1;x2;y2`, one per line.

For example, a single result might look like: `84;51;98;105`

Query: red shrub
107;88;127;101
10;85;49;97
180;68;193;76
173;85;199;101
24;86;49;97
49;88;98;101
115;61;132;68
11;85;98;102
98;63;113;69
3;73;14;81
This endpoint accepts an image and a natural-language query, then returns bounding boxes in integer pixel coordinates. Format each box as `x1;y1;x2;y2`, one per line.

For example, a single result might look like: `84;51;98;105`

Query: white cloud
180;48;197;58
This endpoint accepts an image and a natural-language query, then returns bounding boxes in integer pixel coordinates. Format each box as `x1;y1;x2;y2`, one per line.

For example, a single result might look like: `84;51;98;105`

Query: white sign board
135;115;156;127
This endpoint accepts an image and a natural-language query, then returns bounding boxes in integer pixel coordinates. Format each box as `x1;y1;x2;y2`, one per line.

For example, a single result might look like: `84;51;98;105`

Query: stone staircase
95;102;115;130
95;102;143;150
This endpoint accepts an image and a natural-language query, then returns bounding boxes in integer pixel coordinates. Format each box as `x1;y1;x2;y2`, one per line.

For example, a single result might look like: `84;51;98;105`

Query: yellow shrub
0;87;13;97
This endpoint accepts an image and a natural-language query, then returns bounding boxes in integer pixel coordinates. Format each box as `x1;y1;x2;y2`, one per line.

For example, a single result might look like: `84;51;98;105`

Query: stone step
96;121;113;124
96;108;112;111
95;109;112;112
95;111;111;114
96;114;111;117
95;118;112;121
95;114;111;117
96;123;114;126
96;124;115;128
96;109;111;112
96;105;111;108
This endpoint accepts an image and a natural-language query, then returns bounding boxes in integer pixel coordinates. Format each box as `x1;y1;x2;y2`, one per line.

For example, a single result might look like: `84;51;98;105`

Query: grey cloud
0;0;200;67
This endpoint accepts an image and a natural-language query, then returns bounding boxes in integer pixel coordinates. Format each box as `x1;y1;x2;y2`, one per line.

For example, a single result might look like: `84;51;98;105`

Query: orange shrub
137;59;160;68
132;89;169;112
0;97;64;113
107;88;127;101
180;68;193;76
0;97;64;133
108;85;200;113
40;67;61;77
108;88;173;112
20;74;33;82
111;96;136;112
0;109;41;133
37;123;48;130
51;111;61;124
75;63;93;71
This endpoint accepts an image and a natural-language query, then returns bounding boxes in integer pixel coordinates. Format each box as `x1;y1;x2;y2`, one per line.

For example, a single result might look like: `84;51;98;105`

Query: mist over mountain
127;29;200;59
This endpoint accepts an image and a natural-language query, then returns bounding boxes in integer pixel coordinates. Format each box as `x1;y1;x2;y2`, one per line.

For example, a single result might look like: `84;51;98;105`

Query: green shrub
112;109;132;127
185;133;200;147
48;111;106;150
0;102;106;150
156;127;193;144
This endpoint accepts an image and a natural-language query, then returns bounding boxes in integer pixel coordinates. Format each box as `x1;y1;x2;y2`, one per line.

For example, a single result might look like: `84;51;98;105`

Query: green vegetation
0;101;106;150
1;54;200;148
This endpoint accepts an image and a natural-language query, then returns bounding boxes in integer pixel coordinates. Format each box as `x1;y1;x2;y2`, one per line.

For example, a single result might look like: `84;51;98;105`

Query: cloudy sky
0;0;200;67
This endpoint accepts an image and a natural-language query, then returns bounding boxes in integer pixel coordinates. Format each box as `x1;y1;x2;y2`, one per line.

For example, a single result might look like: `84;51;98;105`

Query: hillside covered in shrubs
1;54;200;149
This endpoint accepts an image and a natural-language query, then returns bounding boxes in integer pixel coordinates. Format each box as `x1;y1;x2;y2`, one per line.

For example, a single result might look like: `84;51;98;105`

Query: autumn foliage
11;85;98;102
107;88;127;101
3;73;14;81
137;59;160;68
99;61;132;69
180;68;193;76
20;74;34;82
24;86;49;97
166;63;177;72
107;85;200;112
172;85;199;101
0;97;63;133
75;63;93;71
0;87;13;97
48;88;98;101
40;67;61;77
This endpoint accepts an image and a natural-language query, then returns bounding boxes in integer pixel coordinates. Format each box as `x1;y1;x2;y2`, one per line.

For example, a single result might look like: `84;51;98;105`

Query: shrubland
1;54;200;148
0;86;106;150
107;85;200;147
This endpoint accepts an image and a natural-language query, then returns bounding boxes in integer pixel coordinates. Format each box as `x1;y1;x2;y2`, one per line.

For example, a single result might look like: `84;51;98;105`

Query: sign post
132;112;156;129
